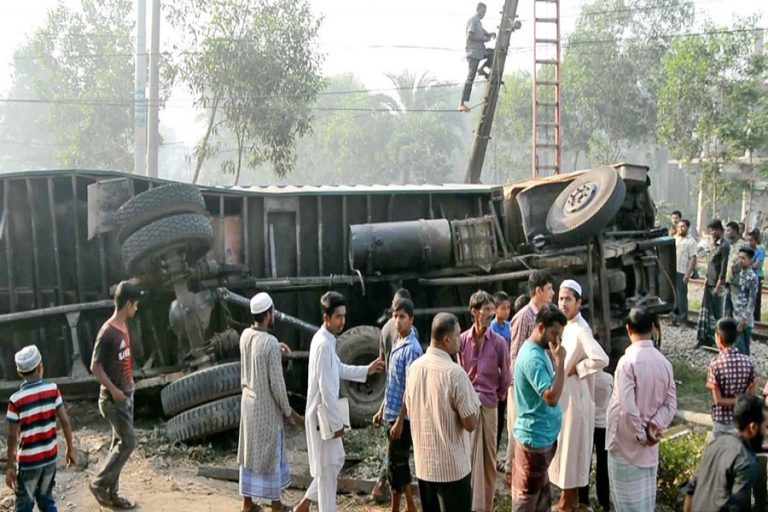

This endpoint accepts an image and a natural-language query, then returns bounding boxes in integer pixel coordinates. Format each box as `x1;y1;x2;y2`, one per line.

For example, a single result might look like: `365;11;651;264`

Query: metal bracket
65;311;89;378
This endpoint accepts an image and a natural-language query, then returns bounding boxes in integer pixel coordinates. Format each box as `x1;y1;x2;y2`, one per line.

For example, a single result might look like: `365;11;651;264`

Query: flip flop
110;495;136;509
89;484;111;507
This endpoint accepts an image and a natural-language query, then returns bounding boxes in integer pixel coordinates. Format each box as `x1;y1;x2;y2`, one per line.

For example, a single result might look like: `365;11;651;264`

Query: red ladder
531;0;561;178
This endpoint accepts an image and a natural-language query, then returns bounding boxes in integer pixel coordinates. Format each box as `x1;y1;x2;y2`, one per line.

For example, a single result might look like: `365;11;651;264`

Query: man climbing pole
460;2;496;113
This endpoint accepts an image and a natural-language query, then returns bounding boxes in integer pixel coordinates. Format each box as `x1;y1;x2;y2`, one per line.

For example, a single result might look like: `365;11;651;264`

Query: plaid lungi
696;286;720;347
239;429;291;501
607;451;656;512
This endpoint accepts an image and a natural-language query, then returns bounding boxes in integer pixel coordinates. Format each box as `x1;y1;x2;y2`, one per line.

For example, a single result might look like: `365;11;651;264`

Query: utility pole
464;0;522;184
147;0;161;178
133;0;147;176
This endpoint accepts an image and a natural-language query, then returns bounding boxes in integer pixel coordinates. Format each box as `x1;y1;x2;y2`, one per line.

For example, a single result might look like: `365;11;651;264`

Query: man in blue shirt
512;304;567;512
490;291;512;468
373;298;422;512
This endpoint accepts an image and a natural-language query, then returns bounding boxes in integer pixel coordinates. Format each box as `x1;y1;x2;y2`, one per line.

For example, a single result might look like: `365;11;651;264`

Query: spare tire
337;325;383;427
546;167;626;246
166;395;241;443
114;184;207;244
121;213;214;276
161;362;241;417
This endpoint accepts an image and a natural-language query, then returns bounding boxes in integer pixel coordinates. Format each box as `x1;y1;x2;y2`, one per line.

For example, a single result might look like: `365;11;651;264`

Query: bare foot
477;68;490;79
458;103;470;113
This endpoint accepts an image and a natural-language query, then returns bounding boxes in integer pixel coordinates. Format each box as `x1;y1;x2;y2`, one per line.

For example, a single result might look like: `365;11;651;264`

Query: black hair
477;2;487;10
18;365;40;377
708;219;724;231
393;288;411;301
114;281;143;310
748;229;762;243
320;291;346;317
626;307;655;335
734;394;766;431
253;306;274;324
513;294;530;315
716;318;738;346
493;291;511;307
528;271;554;296
535;303;567;328
671;210;682;217
726;221;740;231
469;290;494;310
432;312;459;342
740;247;756;259
680;219;691;228
393;298;415;318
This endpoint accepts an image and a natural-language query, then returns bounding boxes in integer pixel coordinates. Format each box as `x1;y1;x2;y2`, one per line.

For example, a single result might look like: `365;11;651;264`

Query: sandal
88;484;111;506
110;495;137;509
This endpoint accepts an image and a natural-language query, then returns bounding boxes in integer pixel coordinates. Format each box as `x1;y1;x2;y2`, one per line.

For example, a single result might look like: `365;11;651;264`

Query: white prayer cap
560;279;582;297
15;345;42;373
250;292;274;314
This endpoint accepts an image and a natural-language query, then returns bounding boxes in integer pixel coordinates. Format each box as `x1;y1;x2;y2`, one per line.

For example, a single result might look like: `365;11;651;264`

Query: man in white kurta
549;280;609;512
295;291;385;512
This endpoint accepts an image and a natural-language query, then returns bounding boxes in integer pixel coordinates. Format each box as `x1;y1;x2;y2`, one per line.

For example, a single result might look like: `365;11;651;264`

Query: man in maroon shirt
89;281;143;509
458;290;511;512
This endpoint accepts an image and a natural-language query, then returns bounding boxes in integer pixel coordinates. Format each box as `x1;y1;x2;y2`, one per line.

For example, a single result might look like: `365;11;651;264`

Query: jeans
92;395;136;496
712;421;735;438
461;49;494;102
418;474;472;512
15;462;57;512
736;327;752;356
674;272;689;322
756;277;763;322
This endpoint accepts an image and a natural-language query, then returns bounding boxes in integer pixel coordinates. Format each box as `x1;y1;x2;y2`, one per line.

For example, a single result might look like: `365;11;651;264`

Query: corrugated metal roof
0;169;500;195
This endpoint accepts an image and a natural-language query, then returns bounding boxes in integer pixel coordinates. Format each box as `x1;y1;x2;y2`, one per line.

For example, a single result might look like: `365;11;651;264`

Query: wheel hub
564;182;598;214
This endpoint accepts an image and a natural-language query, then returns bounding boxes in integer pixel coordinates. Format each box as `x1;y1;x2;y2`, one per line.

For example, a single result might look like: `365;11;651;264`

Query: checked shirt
707;347;756;424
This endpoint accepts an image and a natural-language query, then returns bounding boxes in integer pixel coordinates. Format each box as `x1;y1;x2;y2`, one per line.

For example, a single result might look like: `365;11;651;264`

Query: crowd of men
4;210;768;512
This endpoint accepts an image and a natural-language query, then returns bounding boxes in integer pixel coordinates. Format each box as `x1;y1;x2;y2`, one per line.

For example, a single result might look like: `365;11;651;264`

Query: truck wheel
336;325;383;427
546;167;626;246
161;362;241;417
166;394;241;443
121;213;213;276
114;184;207;244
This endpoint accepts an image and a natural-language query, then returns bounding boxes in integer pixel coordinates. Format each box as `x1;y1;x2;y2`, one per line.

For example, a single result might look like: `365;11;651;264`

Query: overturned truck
0;164;674;442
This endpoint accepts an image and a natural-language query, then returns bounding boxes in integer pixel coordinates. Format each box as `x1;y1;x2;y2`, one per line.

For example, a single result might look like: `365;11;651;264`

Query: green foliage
487;70;532;183
0;0;135;171
167;0;324;183
657;432;707;509
671;361;710;414
561;0;694;168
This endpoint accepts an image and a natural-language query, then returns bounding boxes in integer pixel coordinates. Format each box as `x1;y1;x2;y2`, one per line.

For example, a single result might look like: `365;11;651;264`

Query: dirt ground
0;401;439;512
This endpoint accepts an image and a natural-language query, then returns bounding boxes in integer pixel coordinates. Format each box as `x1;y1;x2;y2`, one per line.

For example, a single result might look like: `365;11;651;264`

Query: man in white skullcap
549;280;609;512
238;292;302;512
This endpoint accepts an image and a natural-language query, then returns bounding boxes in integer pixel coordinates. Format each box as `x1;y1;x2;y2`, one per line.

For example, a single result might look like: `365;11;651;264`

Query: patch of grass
672;361;710;414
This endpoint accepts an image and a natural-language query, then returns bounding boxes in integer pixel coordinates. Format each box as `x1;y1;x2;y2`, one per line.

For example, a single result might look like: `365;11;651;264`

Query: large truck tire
121;213;213;276
336;325;384;427
114;183;207;243
166;395;241;443
161;362;241;417
546;168;626;246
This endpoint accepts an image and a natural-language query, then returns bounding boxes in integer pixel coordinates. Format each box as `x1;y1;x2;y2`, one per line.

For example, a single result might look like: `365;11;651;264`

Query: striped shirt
405;347;481;482
382;330;423;422
6;379;63;470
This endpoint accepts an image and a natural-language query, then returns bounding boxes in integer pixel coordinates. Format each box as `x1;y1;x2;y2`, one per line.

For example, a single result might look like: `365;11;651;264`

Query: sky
0;0;766;148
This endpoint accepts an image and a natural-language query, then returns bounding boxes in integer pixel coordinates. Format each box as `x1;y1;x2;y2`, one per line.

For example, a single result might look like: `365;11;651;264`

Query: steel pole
134;0;147;176
147;0;160;178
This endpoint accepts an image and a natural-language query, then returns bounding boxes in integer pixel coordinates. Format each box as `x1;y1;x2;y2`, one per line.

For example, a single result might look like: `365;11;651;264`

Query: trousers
462;49;494;102
92;395;136;496
304;463;342;512
418;474;472;512
15;462;57;512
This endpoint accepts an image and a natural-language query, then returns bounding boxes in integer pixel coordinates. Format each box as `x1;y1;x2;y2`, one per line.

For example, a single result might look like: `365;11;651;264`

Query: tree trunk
192;94;221;184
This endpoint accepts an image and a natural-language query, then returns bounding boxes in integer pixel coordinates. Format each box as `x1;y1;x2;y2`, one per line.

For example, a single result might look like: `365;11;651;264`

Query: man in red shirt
89;281;143;509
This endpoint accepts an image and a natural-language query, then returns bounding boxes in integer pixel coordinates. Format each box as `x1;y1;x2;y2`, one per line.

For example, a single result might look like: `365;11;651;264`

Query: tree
487;70;532;183
167;0;324;185
560;0;694;169
0;0;134;171
656;19;761;220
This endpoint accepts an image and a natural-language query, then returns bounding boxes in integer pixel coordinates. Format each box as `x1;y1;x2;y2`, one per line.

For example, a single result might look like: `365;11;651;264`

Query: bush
657;432;707;508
